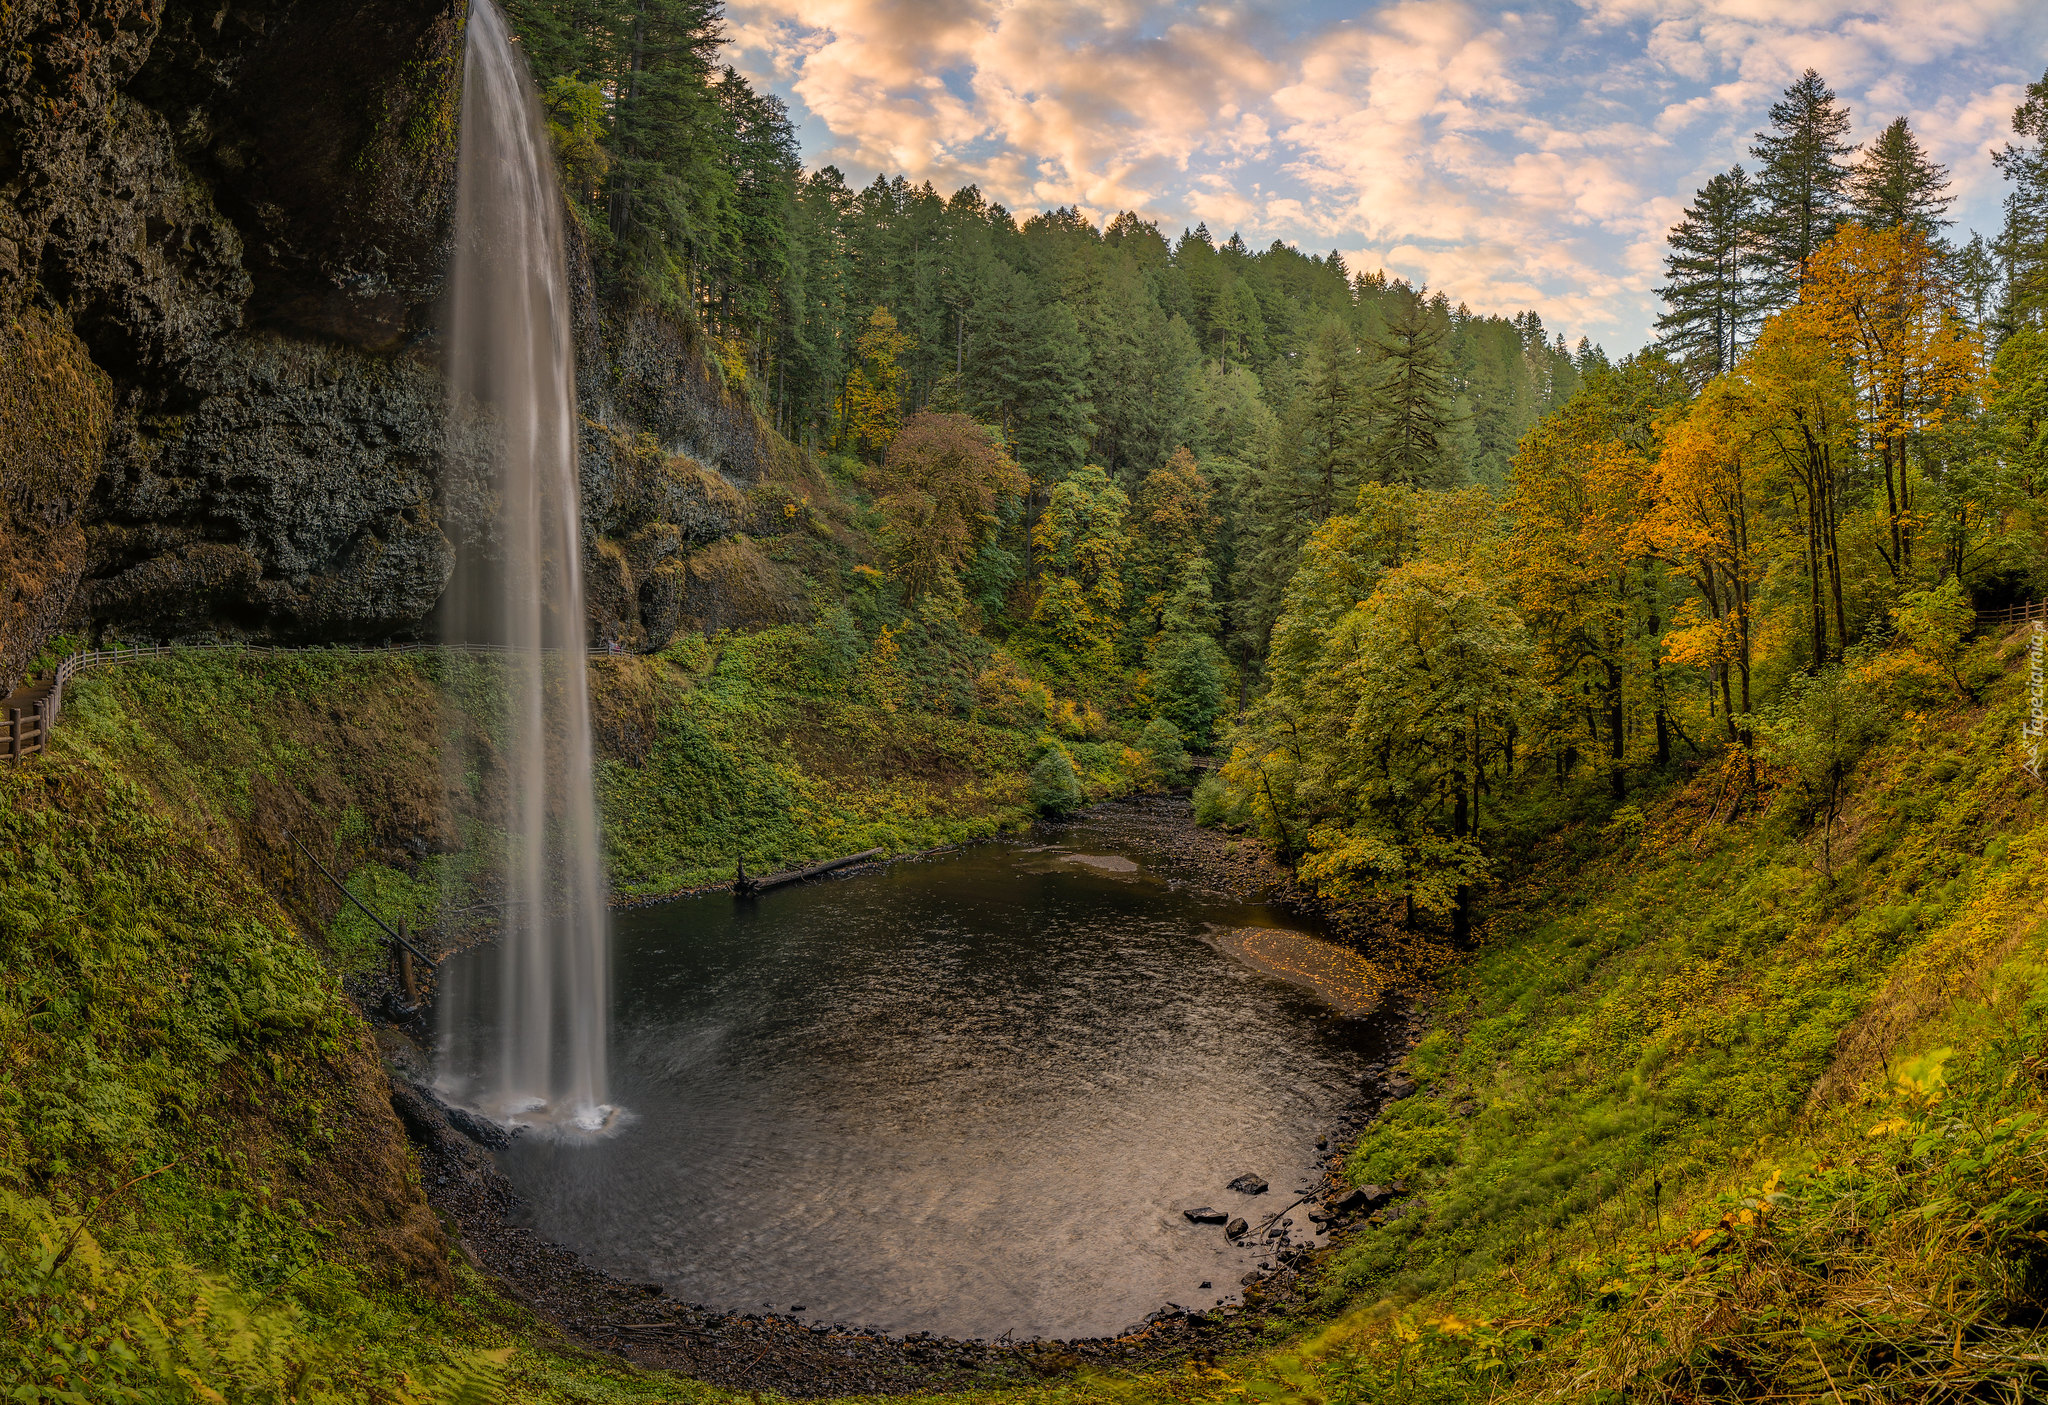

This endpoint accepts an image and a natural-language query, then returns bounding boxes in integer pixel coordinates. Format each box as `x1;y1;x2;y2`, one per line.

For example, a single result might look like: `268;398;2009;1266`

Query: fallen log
734;848;883;897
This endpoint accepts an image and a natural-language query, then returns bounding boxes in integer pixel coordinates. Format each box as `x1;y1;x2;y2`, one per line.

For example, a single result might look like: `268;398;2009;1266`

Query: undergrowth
6;621;2041;1401
1092;623;2048;1403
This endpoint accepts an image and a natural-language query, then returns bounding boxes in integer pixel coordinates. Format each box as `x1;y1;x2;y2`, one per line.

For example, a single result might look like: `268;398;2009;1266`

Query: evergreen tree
1994;66;2048;326
1276;320;1369;523
962;264;1093;486
603;0;736;302
1656;166;1763;382
1749;69;1858;305
1848;117;1953;239
1364;298;1471;489
1027;746;1086;816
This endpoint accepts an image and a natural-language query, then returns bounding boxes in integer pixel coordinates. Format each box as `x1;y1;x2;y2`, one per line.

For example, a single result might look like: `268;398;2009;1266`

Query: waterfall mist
436;0;612;1133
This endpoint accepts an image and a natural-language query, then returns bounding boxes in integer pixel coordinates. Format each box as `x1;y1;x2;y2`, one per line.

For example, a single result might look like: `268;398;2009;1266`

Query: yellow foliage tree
1648;380;1764;741
1506;384;1664;798
1802;224;1981;580
839;306;912;461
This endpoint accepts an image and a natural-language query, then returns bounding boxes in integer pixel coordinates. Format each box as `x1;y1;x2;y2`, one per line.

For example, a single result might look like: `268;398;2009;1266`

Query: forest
509;0;2048;945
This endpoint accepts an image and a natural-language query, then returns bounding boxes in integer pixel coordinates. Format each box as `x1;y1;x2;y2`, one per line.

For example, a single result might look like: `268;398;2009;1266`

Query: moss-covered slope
5;624;2044;1403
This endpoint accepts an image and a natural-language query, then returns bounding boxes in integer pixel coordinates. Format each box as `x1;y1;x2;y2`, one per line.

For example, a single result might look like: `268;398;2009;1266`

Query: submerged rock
1226;1173;1268;1194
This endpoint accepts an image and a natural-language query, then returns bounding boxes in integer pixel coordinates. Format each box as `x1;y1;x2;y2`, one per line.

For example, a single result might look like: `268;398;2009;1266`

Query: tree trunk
1605;657;1625;800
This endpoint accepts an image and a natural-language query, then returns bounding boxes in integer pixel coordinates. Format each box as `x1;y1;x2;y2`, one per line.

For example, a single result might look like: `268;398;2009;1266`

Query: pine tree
1848;117;1953;240
603;0;734;301
1656;166;1762;382
962;264;1093;486
1278;320;1369;522
1994;66;2048;327
1364;298;1469;489
1749;69;1858;305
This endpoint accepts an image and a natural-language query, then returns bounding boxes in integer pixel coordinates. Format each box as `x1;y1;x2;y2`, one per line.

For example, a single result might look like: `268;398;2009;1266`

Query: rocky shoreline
377;795;1434;1396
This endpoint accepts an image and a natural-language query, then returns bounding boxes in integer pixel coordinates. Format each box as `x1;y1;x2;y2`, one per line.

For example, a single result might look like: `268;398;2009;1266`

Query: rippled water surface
441;802;1395;1339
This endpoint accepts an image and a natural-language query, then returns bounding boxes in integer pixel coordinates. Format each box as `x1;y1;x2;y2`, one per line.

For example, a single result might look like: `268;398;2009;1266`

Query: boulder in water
1227;1173;1268;1194
1183;1206;1228;1224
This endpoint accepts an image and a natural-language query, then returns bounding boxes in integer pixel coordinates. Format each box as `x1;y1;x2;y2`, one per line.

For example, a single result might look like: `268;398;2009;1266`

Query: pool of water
437;801;1396;1340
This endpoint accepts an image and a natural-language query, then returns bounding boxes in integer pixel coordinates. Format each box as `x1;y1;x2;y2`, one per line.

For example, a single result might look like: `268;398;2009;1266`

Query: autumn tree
1739;308;1856;664
1295;556;1536;940
1506;360;1681;798
1029;465;1130;687
1648;380;1763;740
867;411;1026;599
1802;224;1981;580
840;305;912;459
1127;448;1217;640
1227;486;1519;927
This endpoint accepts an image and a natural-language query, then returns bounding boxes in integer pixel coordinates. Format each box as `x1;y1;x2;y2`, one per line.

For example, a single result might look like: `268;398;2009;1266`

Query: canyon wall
0;0;806;691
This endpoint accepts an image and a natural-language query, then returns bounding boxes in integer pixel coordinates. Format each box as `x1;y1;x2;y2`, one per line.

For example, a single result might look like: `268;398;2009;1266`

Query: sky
720;0;2048;352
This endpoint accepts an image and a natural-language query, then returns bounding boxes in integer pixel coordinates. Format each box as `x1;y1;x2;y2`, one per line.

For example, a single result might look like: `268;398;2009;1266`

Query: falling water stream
436;0;613;1133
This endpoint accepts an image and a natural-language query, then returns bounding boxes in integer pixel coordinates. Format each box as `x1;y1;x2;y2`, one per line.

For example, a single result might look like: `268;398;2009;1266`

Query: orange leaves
1803;224;1980;443
867;410;1023;598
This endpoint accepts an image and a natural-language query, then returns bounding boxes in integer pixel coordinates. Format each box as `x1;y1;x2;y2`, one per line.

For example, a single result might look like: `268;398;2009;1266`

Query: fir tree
1847;117;1953;239
1656;166;1763;382
1364;298;1470;489
1994;66;2048;326
1749;69;1858;304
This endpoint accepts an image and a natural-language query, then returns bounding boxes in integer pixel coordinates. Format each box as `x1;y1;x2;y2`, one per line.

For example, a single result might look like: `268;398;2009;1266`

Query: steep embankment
1116;621;2048;1403
0;620;1150;1399
7;619;2041;1404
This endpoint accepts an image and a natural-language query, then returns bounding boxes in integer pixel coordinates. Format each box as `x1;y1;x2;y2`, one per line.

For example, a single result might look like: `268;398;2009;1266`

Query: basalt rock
3;0;799;666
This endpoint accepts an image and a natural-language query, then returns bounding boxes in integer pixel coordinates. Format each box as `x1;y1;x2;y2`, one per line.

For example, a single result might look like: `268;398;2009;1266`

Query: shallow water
440;802;1395;1340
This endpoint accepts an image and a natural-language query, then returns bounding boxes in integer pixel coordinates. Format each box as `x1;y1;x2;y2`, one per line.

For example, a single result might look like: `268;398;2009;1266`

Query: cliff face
0;0;809;690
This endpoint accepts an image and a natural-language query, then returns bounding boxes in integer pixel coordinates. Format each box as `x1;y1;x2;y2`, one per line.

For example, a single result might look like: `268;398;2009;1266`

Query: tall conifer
1749;69;1858;304
1656;166;1762;382
1848;117;1953;239
1365;299;1469;490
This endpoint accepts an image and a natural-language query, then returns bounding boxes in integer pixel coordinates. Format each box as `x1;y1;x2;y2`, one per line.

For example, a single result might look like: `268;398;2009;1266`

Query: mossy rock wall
0;309;113;692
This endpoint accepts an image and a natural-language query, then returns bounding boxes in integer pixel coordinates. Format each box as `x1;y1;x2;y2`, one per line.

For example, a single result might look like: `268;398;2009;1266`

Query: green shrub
1152;632;1227;751
1026;745;1085;816
1137;717;1190;785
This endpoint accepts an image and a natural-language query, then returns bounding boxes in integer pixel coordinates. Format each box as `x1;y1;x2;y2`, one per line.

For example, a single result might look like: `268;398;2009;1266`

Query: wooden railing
6;640;634;763
2;694;50;765
1978;600;2047;630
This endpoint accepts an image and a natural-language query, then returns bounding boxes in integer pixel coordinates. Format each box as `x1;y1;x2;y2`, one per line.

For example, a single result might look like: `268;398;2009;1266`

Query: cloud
723;0;2048;346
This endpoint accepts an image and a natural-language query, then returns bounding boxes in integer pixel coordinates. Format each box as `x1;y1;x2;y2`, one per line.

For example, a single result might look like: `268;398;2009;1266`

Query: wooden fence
2;693;50;764
1978;600;2048;630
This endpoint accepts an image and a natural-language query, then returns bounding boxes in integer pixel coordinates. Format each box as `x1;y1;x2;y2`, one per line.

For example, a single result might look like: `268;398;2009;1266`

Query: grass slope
0;623;1144;1402
1098;624;2048;1404
3;625;2042;1403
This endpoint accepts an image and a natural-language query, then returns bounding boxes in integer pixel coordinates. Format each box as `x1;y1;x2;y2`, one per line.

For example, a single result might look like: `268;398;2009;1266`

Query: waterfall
437;0;612;1133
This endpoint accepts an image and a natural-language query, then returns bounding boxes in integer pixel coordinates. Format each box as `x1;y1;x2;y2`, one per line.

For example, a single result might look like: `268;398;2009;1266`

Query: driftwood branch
735;848;883;897
285;828;439;968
